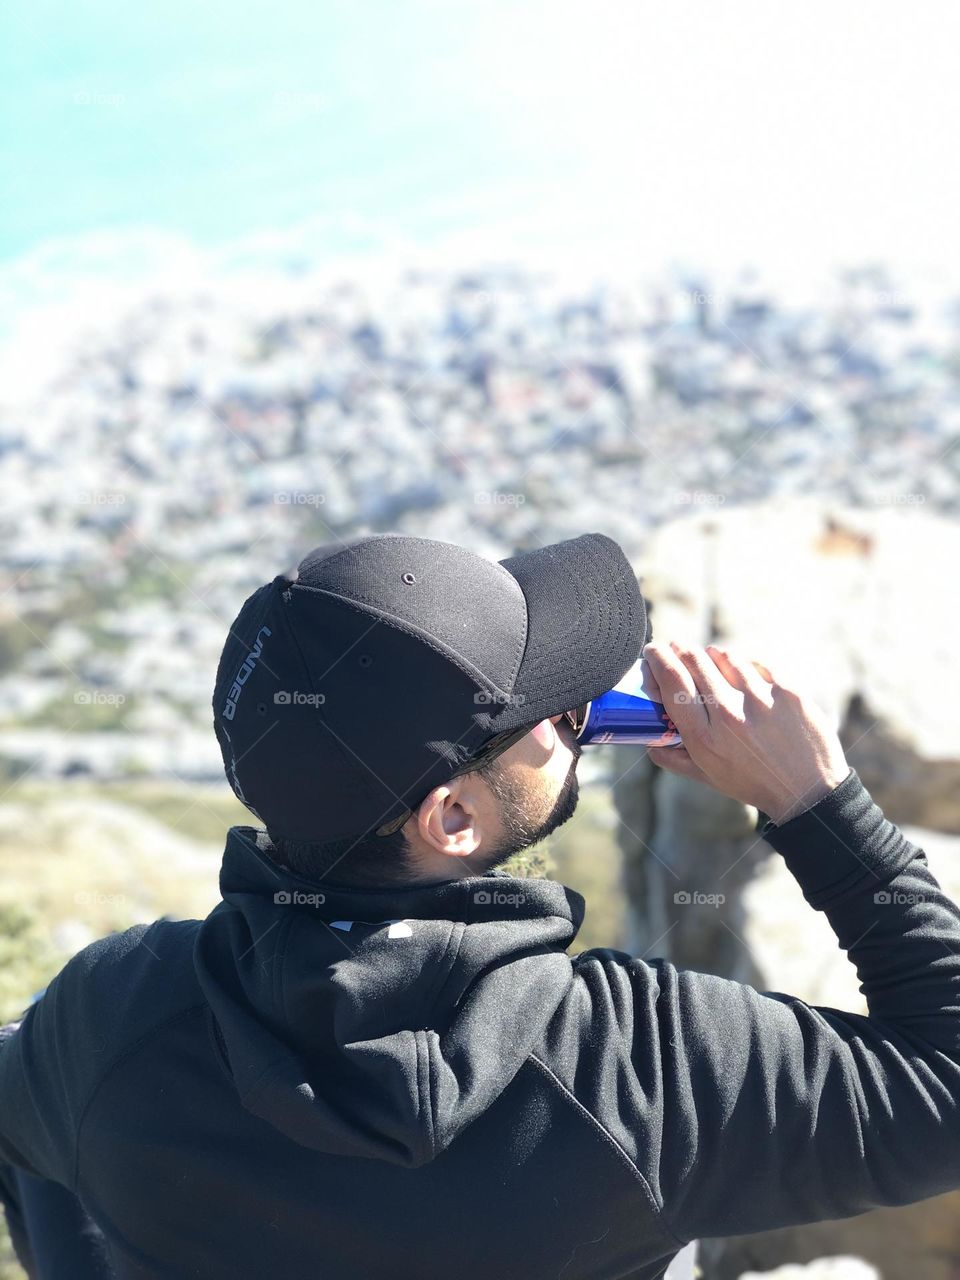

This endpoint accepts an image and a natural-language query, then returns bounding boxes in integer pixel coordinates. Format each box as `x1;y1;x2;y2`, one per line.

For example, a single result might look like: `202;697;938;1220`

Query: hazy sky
2;0;959;289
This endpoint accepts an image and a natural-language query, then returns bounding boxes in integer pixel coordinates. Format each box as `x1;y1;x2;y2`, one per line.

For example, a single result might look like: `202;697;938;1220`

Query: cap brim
493;533;649;734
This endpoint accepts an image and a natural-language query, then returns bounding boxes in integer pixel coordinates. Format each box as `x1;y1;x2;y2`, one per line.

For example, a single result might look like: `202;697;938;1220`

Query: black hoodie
3;767;960;1279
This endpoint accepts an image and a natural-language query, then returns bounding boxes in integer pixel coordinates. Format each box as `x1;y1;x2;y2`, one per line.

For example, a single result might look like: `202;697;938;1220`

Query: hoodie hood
193;826;585;1169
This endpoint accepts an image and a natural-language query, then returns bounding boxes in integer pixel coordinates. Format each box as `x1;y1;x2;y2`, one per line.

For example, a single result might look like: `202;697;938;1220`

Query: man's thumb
647;745;702;780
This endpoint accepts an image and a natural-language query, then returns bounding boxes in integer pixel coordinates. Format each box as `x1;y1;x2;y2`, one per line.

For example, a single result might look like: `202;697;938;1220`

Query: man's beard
481;734;582;869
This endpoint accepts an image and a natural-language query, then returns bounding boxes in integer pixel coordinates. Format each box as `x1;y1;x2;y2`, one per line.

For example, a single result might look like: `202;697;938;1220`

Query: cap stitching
505;577;527;690
515;539;635;696
296;534;389;582
506;541;597;676
298;535;525;681
527;537;620;666
290;585;515;704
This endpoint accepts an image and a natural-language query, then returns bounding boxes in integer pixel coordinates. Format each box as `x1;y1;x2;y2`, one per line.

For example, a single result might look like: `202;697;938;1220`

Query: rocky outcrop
631;497;960;828
738;1261;879;1280
613;499;960;1280
611;751;766;985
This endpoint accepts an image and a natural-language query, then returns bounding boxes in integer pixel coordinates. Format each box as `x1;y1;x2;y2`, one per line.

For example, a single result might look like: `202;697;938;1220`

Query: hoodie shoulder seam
526;1053;686;1250
427;919;465;1006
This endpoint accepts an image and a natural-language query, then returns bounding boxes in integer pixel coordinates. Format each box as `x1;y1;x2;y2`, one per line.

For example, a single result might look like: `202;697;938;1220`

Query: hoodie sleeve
548;767;960;1245
0;959;83;1190
0;920;207;1195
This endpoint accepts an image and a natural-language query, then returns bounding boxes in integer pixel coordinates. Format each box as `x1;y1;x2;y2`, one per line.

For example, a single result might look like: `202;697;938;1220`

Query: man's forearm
760;766;960;1048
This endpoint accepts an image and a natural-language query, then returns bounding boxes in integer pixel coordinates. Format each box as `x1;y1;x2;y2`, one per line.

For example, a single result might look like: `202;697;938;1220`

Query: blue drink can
570;660;682;747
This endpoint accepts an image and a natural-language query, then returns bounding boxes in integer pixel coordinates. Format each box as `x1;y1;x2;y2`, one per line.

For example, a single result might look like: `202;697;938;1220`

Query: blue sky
2;0;960;287
1;0;564;260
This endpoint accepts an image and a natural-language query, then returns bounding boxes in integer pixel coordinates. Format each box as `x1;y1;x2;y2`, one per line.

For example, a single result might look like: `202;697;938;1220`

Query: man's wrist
757;768;914;912
761;769;853;828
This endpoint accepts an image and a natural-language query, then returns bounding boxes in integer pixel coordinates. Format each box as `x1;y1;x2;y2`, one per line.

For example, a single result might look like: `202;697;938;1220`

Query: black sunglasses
562;705;589;735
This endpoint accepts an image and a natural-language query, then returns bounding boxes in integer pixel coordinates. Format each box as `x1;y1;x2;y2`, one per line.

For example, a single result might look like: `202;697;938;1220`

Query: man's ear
413;775;485;858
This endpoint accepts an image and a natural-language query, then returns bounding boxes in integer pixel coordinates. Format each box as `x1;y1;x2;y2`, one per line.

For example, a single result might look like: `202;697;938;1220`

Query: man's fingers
641;642;709;732
713;647;805;694
647;745;708;783
705;645;773;700
666;641;740;717
639;654;662;705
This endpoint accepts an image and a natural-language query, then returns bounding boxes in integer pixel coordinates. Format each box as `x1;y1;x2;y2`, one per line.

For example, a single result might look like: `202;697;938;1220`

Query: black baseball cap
212;532;648;845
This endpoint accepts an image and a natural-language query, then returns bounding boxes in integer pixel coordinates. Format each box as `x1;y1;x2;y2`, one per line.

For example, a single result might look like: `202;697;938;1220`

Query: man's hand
641;640;849;825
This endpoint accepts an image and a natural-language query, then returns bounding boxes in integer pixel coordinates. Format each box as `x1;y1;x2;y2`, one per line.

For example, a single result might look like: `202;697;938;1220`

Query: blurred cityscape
1;263;959;785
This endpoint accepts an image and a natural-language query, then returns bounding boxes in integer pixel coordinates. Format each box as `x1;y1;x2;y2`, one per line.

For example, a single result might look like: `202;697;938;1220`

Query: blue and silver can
569;660;682;747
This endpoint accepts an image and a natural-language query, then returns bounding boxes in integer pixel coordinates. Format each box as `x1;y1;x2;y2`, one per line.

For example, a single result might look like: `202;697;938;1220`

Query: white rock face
613;499;960;1280
636;497;960;829
738;1259;880;1280
616;497;960;964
